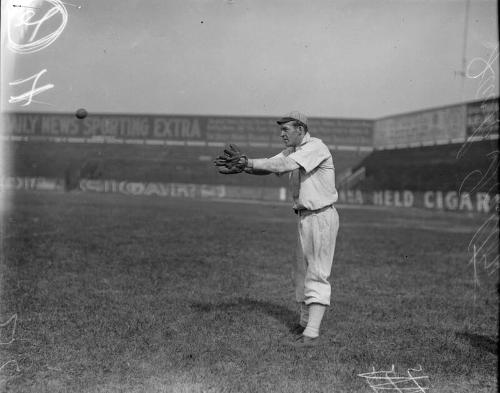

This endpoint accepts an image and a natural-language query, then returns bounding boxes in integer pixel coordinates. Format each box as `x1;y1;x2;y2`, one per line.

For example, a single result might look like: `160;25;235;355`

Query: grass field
0;191;498;393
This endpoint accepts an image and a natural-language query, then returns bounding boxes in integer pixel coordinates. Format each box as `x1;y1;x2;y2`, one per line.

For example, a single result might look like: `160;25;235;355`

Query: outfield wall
374;98;498;149
2;176;498;214
4;140;368;189
338;189;499;214
5;97;497;150
2;112;374;150
0;177;286;202
2;98;498;216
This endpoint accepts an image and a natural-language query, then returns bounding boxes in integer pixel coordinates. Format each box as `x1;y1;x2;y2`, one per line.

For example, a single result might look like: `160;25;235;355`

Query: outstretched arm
244;167;273;175
214;144;299;176
245;156;299;175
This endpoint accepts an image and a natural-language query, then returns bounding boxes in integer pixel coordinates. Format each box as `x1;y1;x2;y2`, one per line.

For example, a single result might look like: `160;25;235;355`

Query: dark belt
294;204;333;216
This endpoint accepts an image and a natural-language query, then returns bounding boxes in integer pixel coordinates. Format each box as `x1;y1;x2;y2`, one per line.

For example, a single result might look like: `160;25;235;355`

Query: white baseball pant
294;205;339;306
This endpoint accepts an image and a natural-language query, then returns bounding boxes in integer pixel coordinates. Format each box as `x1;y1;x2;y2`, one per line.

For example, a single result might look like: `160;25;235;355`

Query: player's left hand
217;165;244;174
213;144;248;174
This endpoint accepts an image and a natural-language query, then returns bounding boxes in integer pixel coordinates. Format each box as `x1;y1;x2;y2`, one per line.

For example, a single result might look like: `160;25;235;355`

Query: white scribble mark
466;44;499;84
456;114;499;161
457;43;500;283
459;151;499;195
473;245;480;286
23;98;56;106
8;69;54;106
0;314;17;345
0;314;20;379
456;113;498;160
471;244;479;326
468;214;500;276
456;44;499;160
8;0;68;54
0;361;20;373
59;1;80;8
358;365;430;393
458;170;482;194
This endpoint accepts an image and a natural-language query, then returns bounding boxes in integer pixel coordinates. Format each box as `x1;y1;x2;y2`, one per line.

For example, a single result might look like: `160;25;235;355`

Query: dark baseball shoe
292;334;320;348
290;324;306;335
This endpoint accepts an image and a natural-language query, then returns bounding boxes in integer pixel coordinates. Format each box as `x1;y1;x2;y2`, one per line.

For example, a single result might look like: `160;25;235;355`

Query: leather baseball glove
213;144;248;174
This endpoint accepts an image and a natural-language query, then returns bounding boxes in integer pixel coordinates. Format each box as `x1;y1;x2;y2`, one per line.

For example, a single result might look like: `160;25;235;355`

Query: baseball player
214;111;339;347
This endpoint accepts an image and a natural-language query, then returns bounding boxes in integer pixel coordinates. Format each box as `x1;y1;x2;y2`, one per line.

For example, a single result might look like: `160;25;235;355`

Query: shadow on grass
456;332;498;354
190;298;297;331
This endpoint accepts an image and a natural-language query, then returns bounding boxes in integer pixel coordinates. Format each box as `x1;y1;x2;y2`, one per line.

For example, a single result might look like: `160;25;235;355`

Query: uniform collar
297;133;311;149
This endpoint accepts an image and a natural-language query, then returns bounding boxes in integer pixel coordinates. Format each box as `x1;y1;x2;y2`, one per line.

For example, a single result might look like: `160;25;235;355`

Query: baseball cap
276;110;308;126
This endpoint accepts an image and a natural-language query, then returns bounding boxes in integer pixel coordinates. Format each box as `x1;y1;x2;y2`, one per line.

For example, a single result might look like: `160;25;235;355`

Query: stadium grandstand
2;97;498;213
353;139;497;194
6;142;369;189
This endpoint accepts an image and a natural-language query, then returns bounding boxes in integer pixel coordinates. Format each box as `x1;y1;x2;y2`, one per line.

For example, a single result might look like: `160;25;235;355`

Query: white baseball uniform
277;133;339;306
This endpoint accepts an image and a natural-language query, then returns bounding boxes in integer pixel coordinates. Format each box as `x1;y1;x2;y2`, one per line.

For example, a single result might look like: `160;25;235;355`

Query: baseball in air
75;108;88;119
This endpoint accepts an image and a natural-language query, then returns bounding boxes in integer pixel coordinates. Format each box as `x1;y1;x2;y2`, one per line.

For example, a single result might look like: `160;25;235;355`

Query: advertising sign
2;113;207;141
336;189;499;213
206;117;275;145
374;104;467;148
466;98;499;138
3;112;374;147
307;118;373;146
3;176;498;214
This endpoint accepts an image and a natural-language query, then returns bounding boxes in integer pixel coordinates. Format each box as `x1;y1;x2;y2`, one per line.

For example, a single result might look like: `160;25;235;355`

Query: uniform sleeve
287;140;331;173
270;147;293;159
269;148;293;176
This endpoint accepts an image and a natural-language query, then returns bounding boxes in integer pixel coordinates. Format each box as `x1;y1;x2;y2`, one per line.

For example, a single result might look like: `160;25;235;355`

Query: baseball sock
299;302;309;327
303;303;326;338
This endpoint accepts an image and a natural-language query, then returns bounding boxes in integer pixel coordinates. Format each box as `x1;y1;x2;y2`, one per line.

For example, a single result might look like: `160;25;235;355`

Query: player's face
280;122;304;147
